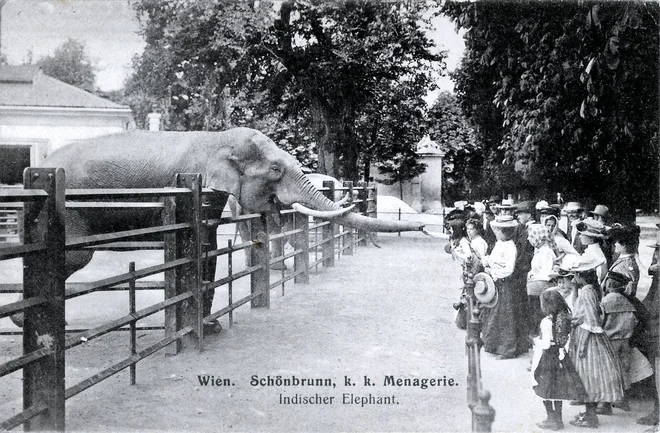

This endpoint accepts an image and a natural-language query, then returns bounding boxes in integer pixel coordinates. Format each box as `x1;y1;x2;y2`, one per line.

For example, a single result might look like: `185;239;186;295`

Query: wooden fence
0;168;378;431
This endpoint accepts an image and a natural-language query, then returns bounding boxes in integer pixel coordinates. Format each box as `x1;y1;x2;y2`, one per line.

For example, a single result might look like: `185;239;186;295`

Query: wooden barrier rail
0;169;381;431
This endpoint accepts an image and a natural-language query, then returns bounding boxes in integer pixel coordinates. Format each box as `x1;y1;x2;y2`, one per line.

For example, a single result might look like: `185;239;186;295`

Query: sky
1;0;464;97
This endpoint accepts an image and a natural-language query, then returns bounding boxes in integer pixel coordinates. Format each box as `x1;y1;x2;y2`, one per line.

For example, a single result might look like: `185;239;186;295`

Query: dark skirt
534;346;588;401
482;275;529;358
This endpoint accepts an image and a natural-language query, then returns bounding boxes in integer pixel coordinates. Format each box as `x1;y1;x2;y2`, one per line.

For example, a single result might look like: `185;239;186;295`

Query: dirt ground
1;216;658;432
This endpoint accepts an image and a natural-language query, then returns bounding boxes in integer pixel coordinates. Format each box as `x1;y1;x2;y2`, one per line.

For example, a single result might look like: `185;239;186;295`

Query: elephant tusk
335;193;350;206
291;203;355;219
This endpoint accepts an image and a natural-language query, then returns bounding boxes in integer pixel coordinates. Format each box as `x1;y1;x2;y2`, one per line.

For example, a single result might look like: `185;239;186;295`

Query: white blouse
528;244;557;282
483;240;517;281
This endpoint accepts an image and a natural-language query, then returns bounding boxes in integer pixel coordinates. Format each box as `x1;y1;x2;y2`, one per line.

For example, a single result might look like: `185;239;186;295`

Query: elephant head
205;128;423;232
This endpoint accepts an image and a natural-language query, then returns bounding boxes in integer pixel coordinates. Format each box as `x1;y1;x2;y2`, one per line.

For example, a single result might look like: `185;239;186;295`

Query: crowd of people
444;198;659;430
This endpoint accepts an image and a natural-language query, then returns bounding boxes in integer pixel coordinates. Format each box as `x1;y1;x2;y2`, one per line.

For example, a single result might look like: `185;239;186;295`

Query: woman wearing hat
565;258;625;428
573;219;609;288
481;215;527;359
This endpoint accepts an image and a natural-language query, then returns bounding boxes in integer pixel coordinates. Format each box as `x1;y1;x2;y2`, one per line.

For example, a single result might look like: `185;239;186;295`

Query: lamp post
463;259;496;432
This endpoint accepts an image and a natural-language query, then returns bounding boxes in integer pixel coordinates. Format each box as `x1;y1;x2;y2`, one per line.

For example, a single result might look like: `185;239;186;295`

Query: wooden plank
65;258;190;299
0;189;48;202
0;296;47;319
84;241;164;251
0;347;51;378
0;402;49;431
0;242;47;261
0;281;164;294
207;264;262;291
66;223;190;249
64;292;193;350
65;202;165;209
204;292;261;323
163;194;179;355
65;326;193;400
64;187;191;198
294;213;310;284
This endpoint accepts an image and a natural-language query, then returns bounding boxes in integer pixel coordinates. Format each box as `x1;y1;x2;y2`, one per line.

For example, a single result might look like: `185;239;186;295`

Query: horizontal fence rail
0;170;401;431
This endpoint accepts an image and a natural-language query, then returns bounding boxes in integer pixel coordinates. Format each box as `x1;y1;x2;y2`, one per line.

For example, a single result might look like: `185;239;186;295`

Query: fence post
163;194;180;355
294;212;310;284
250;213;270;308
22;167;66;431
322;180;336;267
356;181;368;246
342;181;354;255
174;173;203;350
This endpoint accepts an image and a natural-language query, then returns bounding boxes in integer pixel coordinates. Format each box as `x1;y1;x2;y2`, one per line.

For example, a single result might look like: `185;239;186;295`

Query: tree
37;38;96;91
251;0;444;180
442;1;659;221
427;91;480;203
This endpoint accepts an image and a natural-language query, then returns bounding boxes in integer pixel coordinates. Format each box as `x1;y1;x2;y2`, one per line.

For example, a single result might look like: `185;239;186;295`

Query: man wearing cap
606;225;641;299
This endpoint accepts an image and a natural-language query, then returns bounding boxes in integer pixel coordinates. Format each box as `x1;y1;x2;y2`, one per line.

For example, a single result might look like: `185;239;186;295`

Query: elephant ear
228;135;262;175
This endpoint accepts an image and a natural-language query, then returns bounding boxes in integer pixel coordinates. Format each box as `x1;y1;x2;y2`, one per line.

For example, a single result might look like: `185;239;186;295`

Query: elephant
229;173;354;270
10;127;424;329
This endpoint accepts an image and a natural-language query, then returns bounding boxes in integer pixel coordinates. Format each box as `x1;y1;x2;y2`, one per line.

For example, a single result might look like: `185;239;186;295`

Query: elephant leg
10;212;94;327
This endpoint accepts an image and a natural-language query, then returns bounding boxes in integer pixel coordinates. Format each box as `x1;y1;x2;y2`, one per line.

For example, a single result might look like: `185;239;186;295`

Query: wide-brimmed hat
473;272;498;308
607;225;640;244
576;218;607;238
558;253;604;273
549;268;576;279
514;200;536;214
589;204;609;217
490;214;519;229
496;198;515;209
562;202;584;213
538;204;561;217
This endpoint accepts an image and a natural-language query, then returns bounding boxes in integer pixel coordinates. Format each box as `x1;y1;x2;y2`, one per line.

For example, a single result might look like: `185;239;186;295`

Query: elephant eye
270;163;281;173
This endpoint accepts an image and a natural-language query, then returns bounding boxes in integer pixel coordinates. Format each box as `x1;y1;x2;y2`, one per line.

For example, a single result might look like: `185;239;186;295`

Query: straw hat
558;252;604;273
496;198;515;210
562;202;584;213
490;214;519;229
576;218;607;238
473;272;498;308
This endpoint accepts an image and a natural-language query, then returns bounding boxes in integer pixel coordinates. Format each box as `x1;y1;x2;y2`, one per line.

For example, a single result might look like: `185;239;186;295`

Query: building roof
0;65;129;110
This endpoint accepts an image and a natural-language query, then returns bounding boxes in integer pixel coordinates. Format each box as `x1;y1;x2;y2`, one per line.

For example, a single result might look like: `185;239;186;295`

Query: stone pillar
147;113;162;131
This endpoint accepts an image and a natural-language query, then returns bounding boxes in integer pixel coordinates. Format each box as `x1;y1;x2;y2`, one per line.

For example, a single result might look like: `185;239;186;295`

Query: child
598;271;638;415
533;289;588;430
566;263;625;428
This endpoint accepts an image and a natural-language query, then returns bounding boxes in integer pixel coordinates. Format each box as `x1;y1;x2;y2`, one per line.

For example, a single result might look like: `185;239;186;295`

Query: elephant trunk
281;170;424;232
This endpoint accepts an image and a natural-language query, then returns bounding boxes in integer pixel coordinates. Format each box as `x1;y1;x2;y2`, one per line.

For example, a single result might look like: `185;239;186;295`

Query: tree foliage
37;38;96;91
427;91;480;203
251;0;444;180
127;0;444;181
442;0;659;220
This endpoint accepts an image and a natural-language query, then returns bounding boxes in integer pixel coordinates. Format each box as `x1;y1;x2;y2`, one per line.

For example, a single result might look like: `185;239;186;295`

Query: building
372;136;444;213
0;65;134;185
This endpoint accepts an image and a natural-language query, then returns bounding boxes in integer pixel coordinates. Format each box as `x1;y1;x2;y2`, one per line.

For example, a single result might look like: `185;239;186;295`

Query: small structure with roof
372;135;444;213
0;65;134;185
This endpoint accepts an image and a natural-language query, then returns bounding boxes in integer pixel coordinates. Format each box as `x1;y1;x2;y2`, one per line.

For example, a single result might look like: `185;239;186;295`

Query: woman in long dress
481;215;527;359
